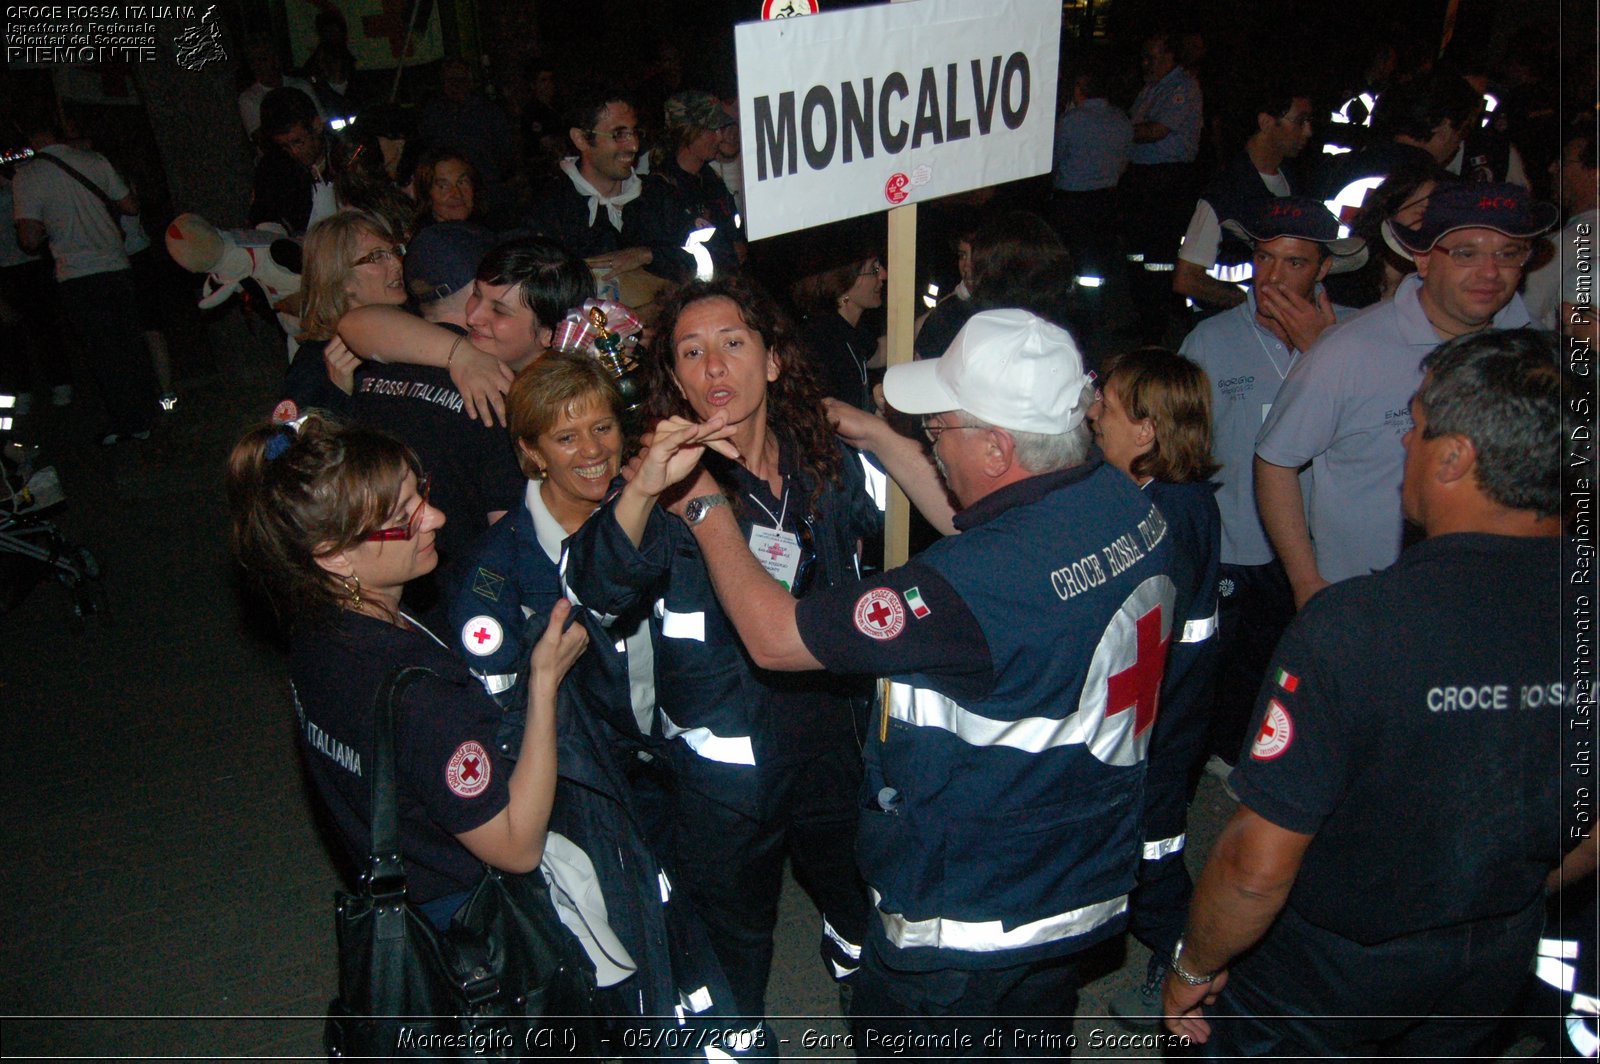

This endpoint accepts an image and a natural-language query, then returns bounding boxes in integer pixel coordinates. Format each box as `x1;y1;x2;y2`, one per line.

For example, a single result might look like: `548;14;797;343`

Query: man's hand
1257;284;1337;354
824;397;891;452
586;246;652;279
449;346;515;427
1162;969;1228;1043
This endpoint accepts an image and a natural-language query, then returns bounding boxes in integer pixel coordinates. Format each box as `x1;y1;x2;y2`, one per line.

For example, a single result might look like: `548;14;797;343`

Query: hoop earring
341;576;363;610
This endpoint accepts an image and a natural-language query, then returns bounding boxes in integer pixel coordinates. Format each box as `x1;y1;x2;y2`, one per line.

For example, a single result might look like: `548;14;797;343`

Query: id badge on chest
748;525;802;589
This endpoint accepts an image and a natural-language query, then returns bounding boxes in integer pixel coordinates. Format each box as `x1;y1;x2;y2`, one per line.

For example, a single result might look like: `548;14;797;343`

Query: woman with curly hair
563;275;883;1029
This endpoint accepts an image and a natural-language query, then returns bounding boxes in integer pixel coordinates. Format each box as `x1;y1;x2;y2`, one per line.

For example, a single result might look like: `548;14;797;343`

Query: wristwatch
683;493;730;527
1170;935;1219;986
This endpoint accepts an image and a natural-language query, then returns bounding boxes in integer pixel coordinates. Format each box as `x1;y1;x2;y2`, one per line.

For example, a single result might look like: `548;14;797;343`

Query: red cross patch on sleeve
853;587;906;641
1250;700;1293;761
446;741;492;798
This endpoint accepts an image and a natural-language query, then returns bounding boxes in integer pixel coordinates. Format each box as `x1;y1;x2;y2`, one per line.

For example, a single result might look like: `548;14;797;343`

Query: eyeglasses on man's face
1431;241;1532;269
587;126;644;143
363;474;431;542
921;417;984;444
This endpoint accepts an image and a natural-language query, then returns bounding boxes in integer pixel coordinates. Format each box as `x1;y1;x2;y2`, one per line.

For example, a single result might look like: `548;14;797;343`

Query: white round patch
853;588;906;641
461;615;503;657
1251;700;1293;761
446;741;492;798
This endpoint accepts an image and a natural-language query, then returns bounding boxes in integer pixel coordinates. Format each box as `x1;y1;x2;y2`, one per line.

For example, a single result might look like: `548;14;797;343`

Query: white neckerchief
525;480;567;566
560;157;641;232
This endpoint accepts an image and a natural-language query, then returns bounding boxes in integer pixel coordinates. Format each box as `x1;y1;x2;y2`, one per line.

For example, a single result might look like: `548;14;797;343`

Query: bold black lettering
912;65;944;148
944;62;971;141
802;85;838;170
753;92;798;181
842;78;875;162
970;56;1002;135
1001;52;1030;129
879;71;910;154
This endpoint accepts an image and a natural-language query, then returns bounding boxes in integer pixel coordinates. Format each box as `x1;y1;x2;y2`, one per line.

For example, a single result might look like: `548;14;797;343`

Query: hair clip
263;409;310;461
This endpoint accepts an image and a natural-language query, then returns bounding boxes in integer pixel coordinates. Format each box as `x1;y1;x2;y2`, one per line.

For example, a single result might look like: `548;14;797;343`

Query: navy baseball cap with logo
404;221;498;304
1384;181;1558;259
1221;196;1368;273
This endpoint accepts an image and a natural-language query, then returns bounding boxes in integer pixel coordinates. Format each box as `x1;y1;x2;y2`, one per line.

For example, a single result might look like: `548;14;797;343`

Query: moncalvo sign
735;0;1060;240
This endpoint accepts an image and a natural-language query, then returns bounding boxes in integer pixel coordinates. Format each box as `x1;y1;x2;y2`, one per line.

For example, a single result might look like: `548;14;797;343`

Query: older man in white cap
660;308;1178;1054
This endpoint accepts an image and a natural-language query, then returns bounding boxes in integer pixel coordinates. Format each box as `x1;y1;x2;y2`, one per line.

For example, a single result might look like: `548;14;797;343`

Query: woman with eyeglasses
282;210;409;413
564;275;882;1027
1084;347;1223;1021
227;413;589;929
789;225;887;414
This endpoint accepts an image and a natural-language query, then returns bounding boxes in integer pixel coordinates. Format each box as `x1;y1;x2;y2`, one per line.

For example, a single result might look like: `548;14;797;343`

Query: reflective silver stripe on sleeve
1180;609;1218;644
660;708;755;766
872;887;1126;953
1142;833;1187;860
859;452;889;512
887;681;1087;753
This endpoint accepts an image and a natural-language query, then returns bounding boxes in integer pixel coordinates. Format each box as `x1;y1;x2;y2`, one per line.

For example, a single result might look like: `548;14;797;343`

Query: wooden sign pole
883;202;916;568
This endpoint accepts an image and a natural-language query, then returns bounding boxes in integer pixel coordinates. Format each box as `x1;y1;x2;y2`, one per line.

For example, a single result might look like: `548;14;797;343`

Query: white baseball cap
884;309;1090;434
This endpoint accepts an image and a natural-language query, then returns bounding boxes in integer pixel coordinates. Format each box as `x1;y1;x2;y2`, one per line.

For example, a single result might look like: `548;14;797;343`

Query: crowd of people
7;9;1589;1060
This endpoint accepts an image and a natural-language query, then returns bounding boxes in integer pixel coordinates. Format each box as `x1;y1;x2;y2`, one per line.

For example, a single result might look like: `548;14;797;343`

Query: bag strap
31;153;124;243
364;665;437;903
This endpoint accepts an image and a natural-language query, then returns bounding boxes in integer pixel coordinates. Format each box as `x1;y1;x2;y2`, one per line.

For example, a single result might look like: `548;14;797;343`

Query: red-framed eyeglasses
363;474;431;542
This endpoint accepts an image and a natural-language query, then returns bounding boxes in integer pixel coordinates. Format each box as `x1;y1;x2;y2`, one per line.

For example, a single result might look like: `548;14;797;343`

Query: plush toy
164;213;302;313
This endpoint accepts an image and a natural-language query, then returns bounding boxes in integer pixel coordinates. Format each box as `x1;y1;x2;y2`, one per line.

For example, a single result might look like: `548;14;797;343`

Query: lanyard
745;477;789;530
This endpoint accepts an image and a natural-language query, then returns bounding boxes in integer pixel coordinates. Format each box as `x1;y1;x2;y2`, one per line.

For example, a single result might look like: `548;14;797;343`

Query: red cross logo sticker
1105;604;1170;739
764;541;787;561
853;587;907;641
1251;700;1294;761
460;615;503;657
447;741;492;798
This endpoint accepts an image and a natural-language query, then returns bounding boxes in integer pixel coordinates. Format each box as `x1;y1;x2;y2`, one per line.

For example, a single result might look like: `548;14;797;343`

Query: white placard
734;0;1060;241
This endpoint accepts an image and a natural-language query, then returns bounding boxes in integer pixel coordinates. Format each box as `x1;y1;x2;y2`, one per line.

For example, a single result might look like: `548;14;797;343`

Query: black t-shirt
282;338;355;417
801;312;877;413
346;343;523;573
1232;533;1566;944
290;610;513;903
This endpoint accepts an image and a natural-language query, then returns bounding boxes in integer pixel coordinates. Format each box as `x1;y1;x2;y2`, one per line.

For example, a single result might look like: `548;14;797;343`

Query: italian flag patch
1274;667;1299;693
904;586;931;619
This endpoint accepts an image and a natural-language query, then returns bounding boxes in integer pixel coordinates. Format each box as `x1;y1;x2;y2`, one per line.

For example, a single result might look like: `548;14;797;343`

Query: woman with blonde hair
283;210;407;411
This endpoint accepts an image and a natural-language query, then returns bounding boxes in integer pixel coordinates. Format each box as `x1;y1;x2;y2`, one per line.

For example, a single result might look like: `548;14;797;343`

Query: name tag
748;525;802;589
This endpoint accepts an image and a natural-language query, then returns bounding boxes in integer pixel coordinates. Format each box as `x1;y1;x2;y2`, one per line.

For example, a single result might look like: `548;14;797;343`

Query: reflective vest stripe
872;887;1127;953
1180;609;1219;644
823;916;863;959
1143;833;1187;860
887;681;1086;754
860;452;889;513
660;708;756;766
475;672;516;695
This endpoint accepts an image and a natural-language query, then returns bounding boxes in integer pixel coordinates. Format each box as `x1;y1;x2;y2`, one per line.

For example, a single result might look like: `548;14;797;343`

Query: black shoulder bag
324;666;599;1060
